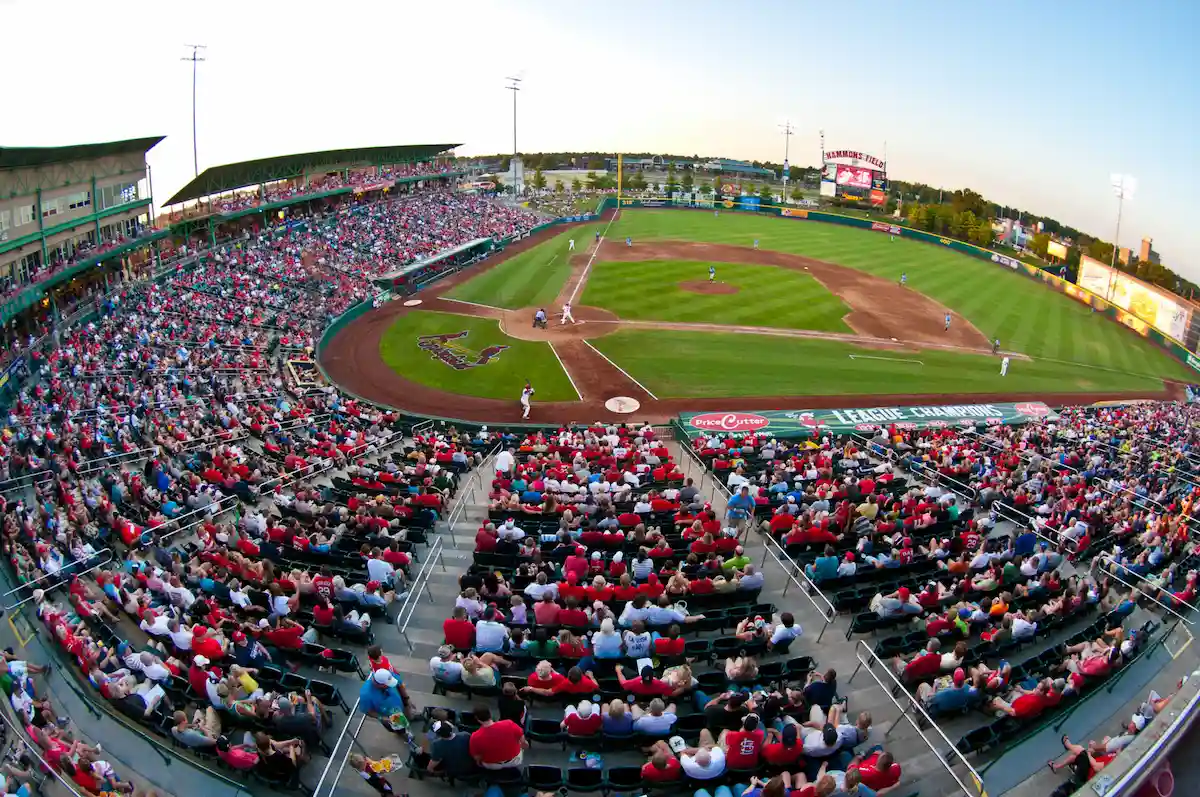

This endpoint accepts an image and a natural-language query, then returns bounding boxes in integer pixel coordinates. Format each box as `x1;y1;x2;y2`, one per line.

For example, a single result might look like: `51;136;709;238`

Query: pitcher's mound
501;306;620;341
680;280;739;295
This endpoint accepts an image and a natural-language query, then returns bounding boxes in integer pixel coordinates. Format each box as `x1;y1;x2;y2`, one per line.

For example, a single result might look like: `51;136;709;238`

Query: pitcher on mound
520;381;534;419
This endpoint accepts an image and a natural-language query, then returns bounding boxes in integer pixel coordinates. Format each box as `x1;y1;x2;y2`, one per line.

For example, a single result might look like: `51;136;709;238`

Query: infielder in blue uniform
944;312;952;331
625;236;632;247
709;265;716;283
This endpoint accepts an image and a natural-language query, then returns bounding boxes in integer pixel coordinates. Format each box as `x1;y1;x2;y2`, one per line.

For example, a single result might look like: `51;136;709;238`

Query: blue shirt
592;632;623;658
726;494;755;519
811;555;839;581
928;685;979;713
521;490;542;504
358;679;405;716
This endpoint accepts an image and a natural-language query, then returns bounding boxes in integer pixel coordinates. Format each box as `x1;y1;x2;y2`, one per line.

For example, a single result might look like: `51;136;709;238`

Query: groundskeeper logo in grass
417;331;509;371
689;412;770;432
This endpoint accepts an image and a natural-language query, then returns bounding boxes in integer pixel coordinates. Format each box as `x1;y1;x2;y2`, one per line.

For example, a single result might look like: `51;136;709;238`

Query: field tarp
677;401;1058;440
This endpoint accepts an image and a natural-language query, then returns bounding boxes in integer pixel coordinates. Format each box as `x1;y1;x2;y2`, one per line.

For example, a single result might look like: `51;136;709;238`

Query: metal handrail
0;547;115;601
849;430;979;502
1100;678;1200;796
0;701;90;797
311;697;362;797
399;535;447;651
1073;431;1200;493
676;439;712;495
758;530;835;642
411;418;435;438
850;640;983;796
992;501;1079;556
1097;555;1197;630
2;549;118;612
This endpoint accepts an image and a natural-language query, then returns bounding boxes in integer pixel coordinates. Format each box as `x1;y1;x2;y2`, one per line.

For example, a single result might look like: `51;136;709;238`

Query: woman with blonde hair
666;571;690;597
726;653;759;681
603;698;634;733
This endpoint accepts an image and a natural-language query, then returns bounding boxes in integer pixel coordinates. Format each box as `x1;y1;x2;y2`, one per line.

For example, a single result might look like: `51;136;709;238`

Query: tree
532;170;547;191
758;183;773;204
571;178;581;192
1028;233;1051;259
585;171;598;189
681;171;694;192
790;185;804;202
554;179;564;193
499;155;512;172
586;157;605;170
745;182;756;196
700;181;713;196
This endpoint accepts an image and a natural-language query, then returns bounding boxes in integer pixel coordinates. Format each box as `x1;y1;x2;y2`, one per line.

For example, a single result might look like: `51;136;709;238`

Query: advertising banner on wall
820;180;837;198
1047;241;1069;260
869;189;887;206
738;196;761;211
1077;256;1191;343
836;165;874;189
679;401;1057;439
780;207;808;218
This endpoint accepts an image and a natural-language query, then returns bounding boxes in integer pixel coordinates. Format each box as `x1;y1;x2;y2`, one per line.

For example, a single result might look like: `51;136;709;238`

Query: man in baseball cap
359;666;410;718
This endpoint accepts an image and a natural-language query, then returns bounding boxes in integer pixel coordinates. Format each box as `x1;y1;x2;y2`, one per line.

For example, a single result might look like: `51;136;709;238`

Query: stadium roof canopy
164;143;461;206
0;136;165;171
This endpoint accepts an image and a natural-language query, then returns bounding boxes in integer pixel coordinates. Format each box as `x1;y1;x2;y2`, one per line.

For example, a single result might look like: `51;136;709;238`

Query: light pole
1106;174;1136;300
182;44;207;178
779;121;794;201
505;77;521;194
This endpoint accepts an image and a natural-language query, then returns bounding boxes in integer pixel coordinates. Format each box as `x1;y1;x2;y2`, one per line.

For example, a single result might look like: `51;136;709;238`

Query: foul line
565;209;620;306
439;298;503;311
548;343;583;400
581;339;658;400
848;354;924;365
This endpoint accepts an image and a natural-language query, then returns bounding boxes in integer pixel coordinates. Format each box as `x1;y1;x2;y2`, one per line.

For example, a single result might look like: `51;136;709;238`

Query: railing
849;430;979;503
850;640;984;797
0;700;90;797
758;530;836;642
311;697;363;797
398;535;447;651
1100;678;1200;796
411;418;435;438
0;548;115;612
445;442;501;544
991;501;1080;556
1096;555;1197;636
675;438;714;495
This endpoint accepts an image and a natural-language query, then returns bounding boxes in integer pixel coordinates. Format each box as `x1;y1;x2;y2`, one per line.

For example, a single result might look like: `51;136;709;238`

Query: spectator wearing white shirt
495;448;516;476
1012;614;1038;640
474;607;511;652
366;551;396;586
168;619;194;651
498;518;525;541
524;574;558;601
770;612;803;648
727;469;749;490
139;652;172;683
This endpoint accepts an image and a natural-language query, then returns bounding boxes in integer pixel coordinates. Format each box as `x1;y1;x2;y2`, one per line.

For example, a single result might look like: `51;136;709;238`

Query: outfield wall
610;197;1200;380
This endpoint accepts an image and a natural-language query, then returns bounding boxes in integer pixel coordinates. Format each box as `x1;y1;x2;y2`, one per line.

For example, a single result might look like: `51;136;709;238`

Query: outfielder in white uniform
569;239;575;251
1000;356;1010;376
560;303;576;325
520;383;534;419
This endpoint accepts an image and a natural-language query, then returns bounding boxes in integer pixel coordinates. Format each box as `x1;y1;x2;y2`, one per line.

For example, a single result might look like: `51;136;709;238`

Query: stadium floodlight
181;45;207;178
779;121;794;196
505;76;522;194
1106;174;1136;299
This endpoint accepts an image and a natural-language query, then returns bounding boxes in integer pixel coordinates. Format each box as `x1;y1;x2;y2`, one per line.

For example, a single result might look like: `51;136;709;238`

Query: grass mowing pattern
379;310;578;401
580;259;852;332
590;329;1167;399
445;224;600;310
609;211;1196;382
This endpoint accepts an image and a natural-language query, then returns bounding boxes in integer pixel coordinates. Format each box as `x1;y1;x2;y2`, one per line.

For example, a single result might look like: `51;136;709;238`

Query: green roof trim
0;137;164;171
163;143;461;206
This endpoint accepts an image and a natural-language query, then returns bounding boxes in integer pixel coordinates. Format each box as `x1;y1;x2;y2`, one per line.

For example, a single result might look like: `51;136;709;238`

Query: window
41;197;64;218
0;210;9;234
16;205;34;227
67;191;91;210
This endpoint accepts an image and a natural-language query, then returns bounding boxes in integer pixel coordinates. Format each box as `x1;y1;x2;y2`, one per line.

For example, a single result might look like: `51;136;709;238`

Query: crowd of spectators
693;399;1200;793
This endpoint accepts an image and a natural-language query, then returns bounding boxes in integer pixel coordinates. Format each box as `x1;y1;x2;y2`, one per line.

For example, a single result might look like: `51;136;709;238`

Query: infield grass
591;329;1168;399
379;311;578;401
580;259;852;332
445;224;600;310
607;210;1196;383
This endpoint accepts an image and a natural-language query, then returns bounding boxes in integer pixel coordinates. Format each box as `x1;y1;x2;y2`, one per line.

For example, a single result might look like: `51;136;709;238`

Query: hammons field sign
678;402;1058;439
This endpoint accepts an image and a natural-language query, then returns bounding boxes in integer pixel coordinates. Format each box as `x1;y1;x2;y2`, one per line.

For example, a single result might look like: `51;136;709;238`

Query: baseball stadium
2;124;1200;797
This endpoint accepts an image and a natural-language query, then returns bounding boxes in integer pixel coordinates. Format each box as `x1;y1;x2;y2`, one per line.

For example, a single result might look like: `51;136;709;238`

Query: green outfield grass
591;329;1168;399
378;310;578;401
445;224;599;310
608;210;1196;383
580;258;853;332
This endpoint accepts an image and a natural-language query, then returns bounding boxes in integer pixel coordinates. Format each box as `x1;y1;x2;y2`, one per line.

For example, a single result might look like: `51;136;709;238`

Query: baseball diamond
321;207;1192;423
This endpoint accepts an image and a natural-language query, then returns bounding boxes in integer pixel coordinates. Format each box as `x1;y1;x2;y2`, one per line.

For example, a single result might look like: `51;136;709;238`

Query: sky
2;0;1197;274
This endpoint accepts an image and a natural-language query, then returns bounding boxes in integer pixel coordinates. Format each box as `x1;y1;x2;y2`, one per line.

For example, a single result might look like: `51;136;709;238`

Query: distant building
1118;247;1132;266
1140;237;1160;265
697;159;775;179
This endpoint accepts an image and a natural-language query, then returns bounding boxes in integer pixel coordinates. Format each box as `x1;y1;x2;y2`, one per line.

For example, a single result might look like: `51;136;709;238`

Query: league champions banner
1076;256;1191;344
678;402;1058;440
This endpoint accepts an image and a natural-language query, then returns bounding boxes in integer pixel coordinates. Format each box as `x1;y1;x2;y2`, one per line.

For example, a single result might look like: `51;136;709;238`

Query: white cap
192;656;210;667
372;668;398;688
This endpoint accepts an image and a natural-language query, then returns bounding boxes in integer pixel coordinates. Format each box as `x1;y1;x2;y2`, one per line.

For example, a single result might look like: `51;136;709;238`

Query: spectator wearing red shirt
761;723;804;767
641;750;682;783
561;700;602;736
468;706;526;769
190;626;224;661
474;525;498;553
263;617;305;651
722;714;765;769
990;680;1050;719
616;664;676;698
653;625;686;656
443;607;475;649
557;598;588;628
849;749;903;792
893;639;943;684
